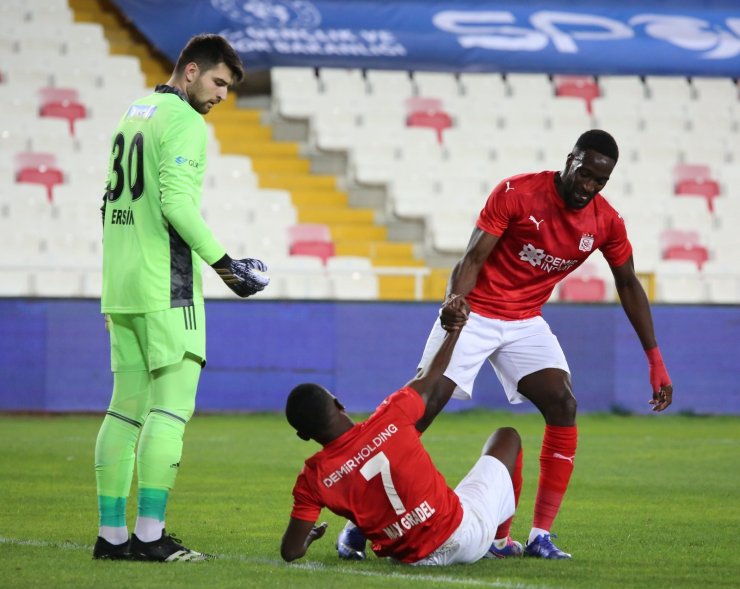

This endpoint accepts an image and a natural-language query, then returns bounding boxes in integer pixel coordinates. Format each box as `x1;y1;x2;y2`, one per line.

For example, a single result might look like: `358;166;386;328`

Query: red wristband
645;346;671;393
645;346;664;366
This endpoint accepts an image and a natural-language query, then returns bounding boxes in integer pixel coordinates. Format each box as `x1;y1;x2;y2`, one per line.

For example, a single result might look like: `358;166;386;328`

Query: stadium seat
38;87;87;135
14;151;64;201
406;109;453;144
553;75;600;114
412;72;461;101
660;228;701;250
702;260;740;303
660;228;709;270
289;241;334;263
559;276;608;302
505;73;553;100
673;162;712;183
0;268;33;296
663;244;709;270
272;255;332;299
597;75;647;103
288;223;332;245
675;178;721;212
654;260;706;303
326;255;379;300
404;96;444;115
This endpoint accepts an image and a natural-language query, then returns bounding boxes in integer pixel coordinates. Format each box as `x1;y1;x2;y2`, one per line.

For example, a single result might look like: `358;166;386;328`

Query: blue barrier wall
0;299;738;415
112;0;740;76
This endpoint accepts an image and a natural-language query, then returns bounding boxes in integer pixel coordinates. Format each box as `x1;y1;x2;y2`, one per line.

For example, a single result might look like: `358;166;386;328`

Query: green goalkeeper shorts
108;304;206;373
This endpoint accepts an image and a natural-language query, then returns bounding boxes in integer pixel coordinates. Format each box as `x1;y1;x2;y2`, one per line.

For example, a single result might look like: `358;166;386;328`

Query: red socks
532;424;578;532
495;447;523;539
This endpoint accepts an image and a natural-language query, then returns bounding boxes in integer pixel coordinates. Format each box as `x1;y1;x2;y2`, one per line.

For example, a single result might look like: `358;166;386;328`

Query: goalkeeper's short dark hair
574;129;619;162
285;383;335;441
175;34;244;84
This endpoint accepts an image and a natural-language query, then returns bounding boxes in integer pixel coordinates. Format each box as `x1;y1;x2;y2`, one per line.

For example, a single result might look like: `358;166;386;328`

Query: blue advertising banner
112;0;740;76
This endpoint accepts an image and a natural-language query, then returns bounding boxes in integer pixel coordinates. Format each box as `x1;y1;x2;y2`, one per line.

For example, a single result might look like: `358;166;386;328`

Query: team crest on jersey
578;233;595;252
126;104;157;120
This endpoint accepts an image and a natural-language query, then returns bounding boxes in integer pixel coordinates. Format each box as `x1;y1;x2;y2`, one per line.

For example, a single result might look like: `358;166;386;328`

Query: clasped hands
439;293;469;332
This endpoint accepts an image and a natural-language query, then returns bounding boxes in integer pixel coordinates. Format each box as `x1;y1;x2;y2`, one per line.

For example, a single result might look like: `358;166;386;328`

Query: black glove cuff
211;254;232;270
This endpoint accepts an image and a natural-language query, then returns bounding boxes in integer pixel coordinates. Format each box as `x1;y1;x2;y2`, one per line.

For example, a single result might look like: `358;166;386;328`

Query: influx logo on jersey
518;244;578;273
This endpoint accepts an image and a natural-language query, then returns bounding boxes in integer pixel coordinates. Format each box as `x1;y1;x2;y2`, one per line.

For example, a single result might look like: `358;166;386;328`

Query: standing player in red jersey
280;322;525;566
337;129;673;561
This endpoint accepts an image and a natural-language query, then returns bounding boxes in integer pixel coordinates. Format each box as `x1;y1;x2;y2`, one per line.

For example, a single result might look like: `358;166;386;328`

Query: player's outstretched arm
211;254;270;298
280;518;328;562
440;228;498;329
408;327;463;433
611;257;673;411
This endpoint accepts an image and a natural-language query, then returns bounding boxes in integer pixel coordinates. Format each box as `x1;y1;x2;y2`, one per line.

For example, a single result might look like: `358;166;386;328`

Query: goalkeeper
93;34;268;562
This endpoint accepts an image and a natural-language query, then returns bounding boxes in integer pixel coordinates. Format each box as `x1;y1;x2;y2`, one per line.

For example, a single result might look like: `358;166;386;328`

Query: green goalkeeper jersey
101;88;225;313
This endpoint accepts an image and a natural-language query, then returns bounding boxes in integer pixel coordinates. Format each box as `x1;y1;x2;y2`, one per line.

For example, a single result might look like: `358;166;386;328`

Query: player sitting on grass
280;314;525;566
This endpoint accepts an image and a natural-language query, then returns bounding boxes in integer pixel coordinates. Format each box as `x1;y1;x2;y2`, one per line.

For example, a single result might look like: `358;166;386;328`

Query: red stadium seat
663;244;710;270
287;223;332;245
288;223;335;262
404;96;444;114
559;276;607;302
290;241;335;263
553;75;600;114
39;87;87;135
40;101;87;135
675;178;721;212
660;229;709;270
406;109;453;143
673;162;712;184
660;228;701;250
14;151;64;202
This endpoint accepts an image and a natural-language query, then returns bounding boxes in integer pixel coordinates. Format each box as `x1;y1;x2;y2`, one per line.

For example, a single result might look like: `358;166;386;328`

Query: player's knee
148;404;194;426
494;426;521;449
483;426;521;459
536;384;577;425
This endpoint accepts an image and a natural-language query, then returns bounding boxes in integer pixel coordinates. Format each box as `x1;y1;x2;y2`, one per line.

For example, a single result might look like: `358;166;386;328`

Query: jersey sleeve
383;387;425;426
477;179;516;237
599;206;633;267
290;468;323;523
159;112;226;265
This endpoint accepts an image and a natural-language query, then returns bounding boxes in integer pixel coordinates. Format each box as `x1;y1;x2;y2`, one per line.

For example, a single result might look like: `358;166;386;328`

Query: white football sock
134;516;164;543
99;525;129;545
528;527;549;544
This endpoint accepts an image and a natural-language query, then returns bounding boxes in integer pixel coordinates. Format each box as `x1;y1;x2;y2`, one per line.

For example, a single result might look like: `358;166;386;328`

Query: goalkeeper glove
212;254;269;298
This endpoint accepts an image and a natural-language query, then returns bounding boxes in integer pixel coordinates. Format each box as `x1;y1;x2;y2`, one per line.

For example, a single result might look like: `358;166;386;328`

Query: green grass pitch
1;411;738;589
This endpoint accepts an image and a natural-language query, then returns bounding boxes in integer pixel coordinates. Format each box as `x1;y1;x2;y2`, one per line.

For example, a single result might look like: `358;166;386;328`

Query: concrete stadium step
260;174;337;191
371;257;426;267
291;190;348;207
250;157;311;175
217;139;299;158
335;241;415;259
329;224;387;241
215;125;272;142
298;207;375;225
207;109;262;125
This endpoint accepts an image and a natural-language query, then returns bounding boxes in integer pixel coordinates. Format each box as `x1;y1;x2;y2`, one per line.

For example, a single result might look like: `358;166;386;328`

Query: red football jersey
469;171;632;320
290;387;463;563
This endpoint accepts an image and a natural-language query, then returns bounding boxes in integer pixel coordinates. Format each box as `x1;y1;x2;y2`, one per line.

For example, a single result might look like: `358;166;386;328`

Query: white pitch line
0;537;551;589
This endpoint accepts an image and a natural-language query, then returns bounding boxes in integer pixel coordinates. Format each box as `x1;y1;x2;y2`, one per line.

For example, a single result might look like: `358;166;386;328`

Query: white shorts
413;456;515;566
418;312;570;404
